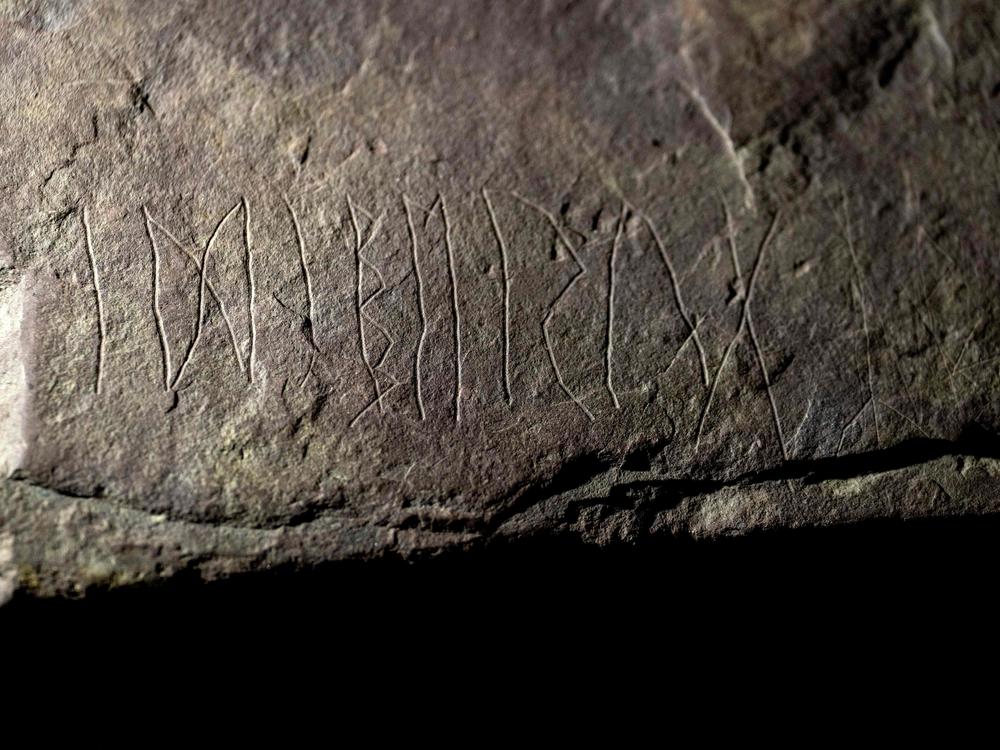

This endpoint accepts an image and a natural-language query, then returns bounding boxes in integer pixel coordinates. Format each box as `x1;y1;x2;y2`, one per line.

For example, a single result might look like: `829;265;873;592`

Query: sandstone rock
2;0;998;602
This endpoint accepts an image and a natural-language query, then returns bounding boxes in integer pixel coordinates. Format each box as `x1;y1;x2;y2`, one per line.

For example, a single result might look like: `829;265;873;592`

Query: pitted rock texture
1;0;999;600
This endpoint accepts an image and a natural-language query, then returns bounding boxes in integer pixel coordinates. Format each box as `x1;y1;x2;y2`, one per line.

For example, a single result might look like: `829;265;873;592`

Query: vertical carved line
144;210;245;380
440;196;463;424
694;206;780;451
243;197;257;384
403;194;428;420
142;206;172;391
639;209;711;387
839;188;880;447
482;188;513;408
282;194;317;388
170;201;242;390
348;194;382;411
81;206;106;395
510;191;594;421
605;203;626;409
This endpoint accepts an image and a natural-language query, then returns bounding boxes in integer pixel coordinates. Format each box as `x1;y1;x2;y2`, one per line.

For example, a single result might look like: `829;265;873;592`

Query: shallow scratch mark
142;206;172;391
511;191;594;421
349;382;401;429
955;354;1000;374
790;396;815;454
879;398;931;438
638;208;711;387
838;397;872;455
441;196;463;424
950;320;979;380
733;202;789;462
81;206;106;395
694;206;780;451
421;195;442;231
747;314;789;461
403;194;428;420
723;203;788;461
482;188;513;407
658;315;703;379
838;188;880;447
283;194;317;388
605;202;626;409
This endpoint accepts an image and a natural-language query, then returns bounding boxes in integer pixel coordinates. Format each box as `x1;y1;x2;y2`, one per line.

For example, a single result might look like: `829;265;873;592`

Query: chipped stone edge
3;451;999;601
0;274;27;480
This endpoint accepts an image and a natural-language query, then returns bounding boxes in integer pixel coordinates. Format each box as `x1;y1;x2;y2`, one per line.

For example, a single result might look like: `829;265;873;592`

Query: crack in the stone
9;426;999;547
491;425;1000;534
4;476;351;539
8;476;106;501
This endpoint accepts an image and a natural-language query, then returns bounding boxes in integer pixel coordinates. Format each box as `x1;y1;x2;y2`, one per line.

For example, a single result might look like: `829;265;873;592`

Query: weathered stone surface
1;0;999;601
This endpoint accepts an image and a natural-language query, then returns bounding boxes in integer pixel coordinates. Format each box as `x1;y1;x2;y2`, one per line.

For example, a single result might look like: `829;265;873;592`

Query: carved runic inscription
80;206;106;395
142;201;255;392
481;188;513;408
604;203;626;410
283;194;317;388
694;204;783;455
403;194;431;420
348;194;406;428
72;187;792;438
510;191;595;421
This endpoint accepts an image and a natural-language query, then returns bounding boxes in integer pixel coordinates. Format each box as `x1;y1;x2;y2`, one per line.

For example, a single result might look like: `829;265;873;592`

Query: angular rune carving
511;191;595;421
142;201;251;391
87;189;803;442
348;194;400;428
482;188;513;408
694;204;782;453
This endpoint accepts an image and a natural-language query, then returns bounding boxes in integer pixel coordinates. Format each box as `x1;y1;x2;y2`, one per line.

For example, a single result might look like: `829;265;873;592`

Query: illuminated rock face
2;0;999;599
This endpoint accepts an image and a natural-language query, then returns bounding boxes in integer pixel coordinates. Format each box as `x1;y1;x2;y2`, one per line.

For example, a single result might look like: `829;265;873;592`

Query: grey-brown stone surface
1;0;999;602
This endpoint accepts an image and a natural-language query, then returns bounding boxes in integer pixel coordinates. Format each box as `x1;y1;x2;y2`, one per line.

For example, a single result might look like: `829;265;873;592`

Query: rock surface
1;0;999;601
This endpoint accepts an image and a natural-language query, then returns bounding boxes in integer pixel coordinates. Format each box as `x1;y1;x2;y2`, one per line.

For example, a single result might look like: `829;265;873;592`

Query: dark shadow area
5;512;999;627
611;424;1000;508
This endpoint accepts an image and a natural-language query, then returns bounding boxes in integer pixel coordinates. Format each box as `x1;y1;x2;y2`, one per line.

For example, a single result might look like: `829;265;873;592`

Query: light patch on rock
0;276;27;478
0;533;15;606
